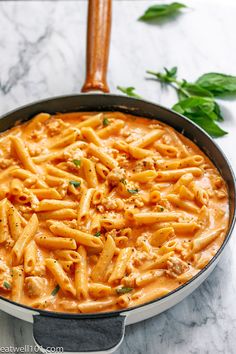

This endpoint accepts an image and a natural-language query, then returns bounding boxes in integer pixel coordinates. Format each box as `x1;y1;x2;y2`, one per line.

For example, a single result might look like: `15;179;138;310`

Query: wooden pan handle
81;0;112;93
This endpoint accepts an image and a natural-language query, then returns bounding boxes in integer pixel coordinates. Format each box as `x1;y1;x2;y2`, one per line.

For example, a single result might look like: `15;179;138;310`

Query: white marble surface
0;0;236;353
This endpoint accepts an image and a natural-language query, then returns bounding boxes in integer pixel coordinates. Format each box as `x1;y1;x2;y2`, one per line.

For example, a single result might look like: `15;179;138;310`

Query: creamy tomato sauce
0;112;229;313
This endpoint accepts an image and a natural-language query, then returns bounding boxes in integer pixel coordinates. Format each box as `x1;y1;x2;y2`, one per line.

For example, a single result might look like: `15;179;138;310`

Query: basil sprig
147;67;229;137
117;86;141;99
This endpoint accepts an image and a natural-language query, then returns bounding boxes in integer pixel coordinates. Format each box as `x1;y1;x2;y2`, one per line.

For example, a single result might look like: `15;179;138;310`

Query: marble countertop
0;0;236;353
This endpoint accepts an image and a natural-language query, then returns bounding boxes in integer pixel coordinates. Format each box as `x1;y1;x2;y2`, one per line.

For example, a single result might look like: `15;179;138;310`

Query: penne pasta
131;130;164;148
11;136;38;174
97;120;125;138
11;266;25;302
82;158;98;188
30;188;62;200
77;188;95;223
35;200;77;212
0;110;228;314
35;235;77;250
49;221;103;249
24;241;37;274
81;127;102;146
7;203;23;240
91;236;116;282
131;170;157;183
156;168;203;182
45;258;76;296
0;199;10;243
109;247;133;284
78;298;117;313
88;143;118;170
134;212;181;225
135;270;165;287
12;214;39;265
75;246;88;299
37;208;77;221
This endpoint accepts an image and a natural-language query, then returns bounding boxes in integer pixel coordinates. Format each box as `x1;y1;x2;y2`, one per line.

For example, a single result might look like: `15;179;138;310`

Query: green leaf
51;285;60;296
72;159;81;167
139;2;186;21
213;101;224;122
116;287;133;294
179;81;213;99
196;72;236;96
147;67;178;83
127;189;139;194
69;180;81;188
173;96;217;118
117;86;142;99
164;66;178;79
103;118;110;127
3;281;11;290
94;231;101;237
172;97;227;137
189;117;228;138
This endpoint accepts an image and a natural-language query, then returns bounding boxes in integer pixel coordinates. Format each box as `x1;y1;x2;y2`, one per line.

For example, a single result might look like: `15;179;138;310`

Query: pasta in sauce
0;111;229;313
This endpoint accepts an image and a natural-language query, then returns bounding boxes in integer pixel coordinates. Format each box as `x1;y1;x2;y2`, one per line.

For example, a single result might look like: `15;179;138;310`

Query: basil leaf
179;81;213;99
127;189;139;194
3;281;11;290
117;86;142;99
51;285;60;296
103;118;110;127
189;117;228;138
196;73;236;96
173;97;217;119
164;66;178;79
94;231;101;237
69;180;81;187
139;2;186;21
116;287;133;294
173;97;227;137
213;101;224;122
72;159;81;167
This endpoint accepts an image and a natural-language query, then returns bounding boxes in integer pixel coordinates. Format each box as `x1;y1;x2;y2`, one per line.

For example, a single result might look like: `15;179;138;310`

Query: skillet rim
0;93;235;319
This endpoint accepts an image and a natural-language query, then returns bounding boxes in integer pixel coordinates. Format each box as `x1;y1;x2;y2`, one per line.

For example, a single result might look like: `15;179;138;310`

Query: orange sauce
0;112;229;313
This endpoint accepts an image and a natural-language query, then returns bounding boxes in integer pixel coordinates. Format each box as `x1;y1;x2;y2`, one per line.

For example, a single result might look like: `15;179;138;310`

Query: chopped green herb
127;189;139;194
94;231;101;237
159;206;165;212
120;178;127;185
51;285;60;296
69;180;81;188
3;281;11;290
103;118;110;127
116;287;133;295
72;159;81;167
